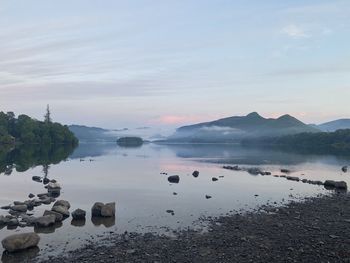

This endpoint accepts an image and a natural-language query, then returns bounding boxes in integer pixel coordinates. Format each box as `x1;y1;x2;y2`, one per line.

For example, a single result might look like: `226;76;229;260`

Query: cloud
282;24;309;39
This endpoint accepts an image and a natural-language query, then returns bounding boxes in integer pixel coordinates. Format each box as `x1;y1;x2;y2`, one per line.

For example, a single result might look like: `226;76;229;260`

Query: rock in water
72;209;86;220
101;203;115;217
35;215;56;227
212;177;218;182
342;166;348;173
167;175;180;183
53;200;70;209
51;205;70;217
10;205;27;213
192;171;199;178
43;210;64;222
91;202;104;216
2;233;40;252
92;202;115;217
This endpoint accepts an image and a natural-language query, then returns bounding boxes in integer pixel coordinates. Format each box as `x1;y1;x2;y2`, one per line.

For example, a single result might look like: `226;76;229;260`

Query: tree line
0;108;78;145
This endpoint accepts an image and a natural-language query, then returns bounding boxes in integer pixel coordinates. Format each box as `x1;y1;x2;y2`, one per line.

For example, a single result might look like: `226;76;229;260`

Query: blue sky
0;0;349;129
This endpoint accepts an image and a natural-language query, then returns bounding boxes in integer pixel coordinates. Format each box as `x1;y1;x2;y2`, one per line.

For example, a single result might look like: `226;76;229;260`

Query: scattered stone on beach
205;195;212;199
28;193;35;199
10;204;27;213
43;178;50;185
101;203;115;217
166;210;174;215
53;200;71;209
212;177;218;182
286;176;300;182
32;176;42;182
43;210;64;222
34;215;56;227
342;166;348;173
324;180;347;190
7;218;19;227
52;205;70;217
0;215;11;225
247;168;262;175
47;182;61;190
92;202;115;217
192;171;199;178
91;202;104;216
72;209;86;220
1;233;40;253
168;175;180;184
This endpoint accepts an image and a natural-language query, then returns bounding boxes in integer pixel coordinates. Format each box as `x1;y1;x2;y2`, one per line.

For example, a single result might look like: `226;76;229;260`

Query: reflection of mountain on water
69;143;117;159
163;144;350;166
0;144;76;175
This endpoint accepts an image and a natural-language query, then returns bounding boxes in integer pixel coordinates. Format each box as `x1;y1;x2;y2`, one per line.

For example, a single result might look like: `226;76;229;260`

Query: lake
0;143;349;261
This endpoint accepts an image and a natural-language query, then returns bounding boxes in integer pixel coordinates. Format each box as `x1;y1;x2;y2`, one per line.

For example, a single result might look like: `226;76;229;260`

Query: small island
116;136;143;147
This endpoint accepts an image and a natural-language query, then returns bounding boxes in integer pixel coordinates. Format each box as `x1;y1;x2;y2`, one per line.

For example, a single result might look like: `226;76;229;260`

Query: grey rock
0;215;10;225
342;166;348;173
53;200;70;209
212;177;218;182
35;215;56;227
192;171;199;177
10;205;27;213
101;203;115;217
51;205;70;217
167;175;180;184
72;209;86;220
28;193;35;199
2;233;40;252
43;210;64;222
91;202;104;216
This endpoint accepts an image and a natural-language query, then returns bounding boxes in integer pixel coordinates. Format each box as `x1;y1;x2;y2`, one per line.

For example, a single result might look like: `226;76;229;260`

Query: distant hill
166;112;320;143
317;119;350;132
68;125;117;142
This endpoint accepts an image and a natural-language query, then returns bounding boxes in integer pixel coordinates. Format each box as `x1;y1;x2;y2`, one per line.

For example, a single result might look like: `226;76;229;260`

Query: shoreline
29;192;350;263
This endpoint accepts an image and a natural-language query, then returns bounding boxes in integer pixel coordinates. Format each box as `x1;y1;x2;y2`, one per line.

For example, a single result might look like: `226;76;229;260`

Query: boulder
91;202;104;216
43;210;64;222
32;176;42;182
34;215;56;227
2;233;40;252
286;176;300;182
72;209;86;220
342;166;348;173
47;182;61;190
28;193;35;199
53;200;70;209
101;203;115;217
51;205;70;217
7;218;19;227
0;215;11;225
212;177;218;182
92;202;115;217
43;178;50;185
167;175;180;184
192;171;199;178
10;205;27;213
335;181;347;190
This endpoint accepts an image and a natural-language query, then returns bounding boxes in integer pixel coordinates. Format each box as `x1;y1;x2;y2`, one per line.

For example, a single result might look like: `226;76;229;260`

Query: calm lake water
0;143;349;261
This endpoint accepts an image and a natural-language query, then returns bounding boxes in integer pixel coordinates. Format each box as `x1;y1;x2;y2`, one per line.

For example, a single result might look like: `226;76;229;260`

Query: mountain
317;119;350;132
68;125;117;142
167;112;320;143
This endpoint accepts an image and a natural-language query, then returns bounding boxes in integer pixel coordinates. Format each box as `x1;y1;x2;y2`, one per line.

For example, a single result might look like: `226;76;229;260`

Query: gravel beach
31;192;350;263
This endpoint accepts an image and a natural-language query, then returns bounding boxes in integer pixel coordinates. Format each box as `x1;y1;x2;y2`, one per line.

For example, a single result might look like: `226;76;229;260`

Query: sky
0;0;349;130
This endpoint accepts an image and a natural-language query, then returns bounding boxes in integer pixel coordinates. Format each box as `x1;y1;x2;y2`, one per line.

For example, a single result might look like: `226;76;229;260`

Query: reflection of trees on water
0;144;76;175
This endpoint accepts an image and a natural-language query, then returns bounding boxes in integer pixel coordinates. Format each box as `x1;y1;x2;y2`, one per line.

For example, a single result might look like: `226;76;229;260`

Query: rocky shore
35;192;350;263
